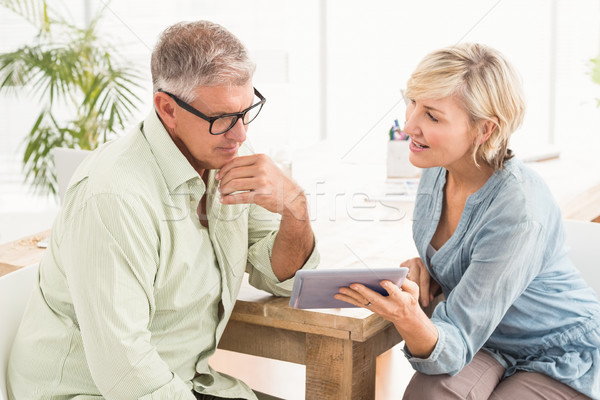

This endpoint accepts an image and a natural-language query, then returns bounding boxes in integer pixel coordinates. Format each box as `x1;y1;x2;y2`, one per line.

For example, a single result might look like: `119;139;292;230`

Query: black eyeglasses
158;88;266;135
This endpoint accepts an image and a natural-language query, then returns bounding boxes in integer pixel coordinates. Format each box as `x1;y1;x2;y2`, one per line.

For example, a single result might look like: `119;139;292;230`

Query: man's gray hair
151;20;255;102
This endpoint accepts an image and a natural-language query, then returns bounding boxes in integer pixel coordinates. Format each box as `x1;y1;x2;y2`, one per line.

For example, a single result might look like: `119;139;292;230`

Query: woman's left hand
335;278;421;324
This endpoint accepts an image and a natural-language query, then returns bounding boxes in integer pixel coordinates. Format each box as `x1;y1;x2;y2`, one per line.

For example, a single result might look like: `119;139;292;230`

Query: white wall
554;0;600;154
1;0;600;241
325;0;600;164
84;0;322;152
2;0;599;163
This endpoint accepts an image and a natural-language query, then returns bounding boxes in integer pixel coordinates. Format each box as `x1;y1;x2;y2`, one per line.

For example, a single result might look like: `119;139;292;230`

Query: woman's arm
337;217;546;375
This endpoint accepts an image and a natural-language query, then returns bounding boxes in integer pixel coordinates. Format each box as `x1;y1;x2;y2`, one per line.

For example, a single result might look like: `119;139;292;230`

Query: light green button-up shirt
7;111;319;400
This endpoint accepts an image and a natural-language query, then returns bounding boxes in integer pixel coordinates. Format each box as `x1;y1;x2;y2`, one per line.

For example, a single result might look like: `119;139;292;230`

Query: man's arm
217;154;317;281
61;192;195;400
270;190;315;281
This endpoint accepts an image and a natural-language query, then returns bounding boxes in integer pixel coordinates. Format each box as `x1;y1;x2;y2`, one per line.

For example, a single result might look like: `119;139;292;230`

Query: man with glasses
7;21;318;400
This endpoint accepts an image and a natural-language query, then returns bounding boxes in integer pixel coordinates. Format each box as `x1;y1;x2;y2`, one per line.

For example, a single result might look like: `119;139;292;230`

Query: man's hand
402;257;440;307
216;154;306;218
217;153;314;281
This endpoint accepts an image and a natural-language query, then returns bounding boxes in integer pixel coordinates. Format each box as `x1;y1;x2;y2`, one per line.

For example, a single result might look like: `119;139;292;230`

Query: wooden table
0;230;48;277
220;292;402;399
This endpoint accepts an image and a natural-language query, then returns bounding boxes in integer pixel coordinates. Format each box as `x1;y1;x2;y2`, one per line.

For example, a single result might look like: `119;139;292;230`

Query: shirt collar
141;110;202;194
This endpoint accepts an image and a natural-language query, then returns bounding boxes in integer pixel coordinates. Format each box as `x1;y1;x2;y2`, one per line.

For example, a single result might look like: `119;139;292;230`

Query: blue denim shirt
407;158;600;398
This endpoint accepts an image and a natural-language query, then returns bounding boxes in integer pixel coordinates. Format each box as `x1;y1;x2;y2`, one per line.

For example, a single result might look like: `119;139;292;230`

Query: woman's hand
401;257;441;307
335;278;439;358
335;279;421;323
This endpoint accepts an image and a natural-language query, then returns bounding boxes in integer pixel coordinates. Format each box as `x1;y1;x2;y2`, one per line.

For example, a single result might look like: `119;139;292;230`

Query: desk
0;231;48;276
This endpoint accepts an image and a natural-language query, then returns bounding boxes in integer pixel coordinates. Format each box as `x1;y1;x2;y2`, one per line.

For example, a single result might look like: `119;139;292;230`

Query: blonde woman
337;43;599;399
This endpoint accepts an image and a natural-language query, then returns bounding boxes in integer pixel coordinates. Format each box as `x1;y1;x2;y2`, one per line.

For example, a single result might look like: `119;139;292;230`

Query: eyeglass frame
157;87;266;135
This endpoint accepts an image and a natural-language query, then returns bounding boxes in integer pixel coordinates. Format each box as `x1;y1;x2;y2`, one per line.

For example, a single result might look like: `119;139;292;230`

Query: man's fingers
216;154;258;180
219;177;259;196
217;165;257;186
220;191;255;205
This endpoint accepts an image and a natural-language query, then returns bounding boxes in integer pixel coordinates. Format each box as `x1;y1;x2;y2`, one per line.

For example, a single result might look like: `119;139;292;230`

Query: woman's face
404;96;479;171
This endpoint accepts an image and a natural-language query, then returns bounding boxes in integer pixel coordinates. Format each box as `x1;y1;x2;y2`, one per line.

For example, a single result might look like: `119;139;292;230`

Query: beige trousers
402;350;591;400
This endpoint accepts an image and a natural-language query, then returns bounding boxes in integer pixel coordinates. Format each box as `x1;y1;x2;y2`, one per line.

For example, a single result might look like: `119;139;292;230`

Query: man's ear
154;92;177;131
479;116;499;144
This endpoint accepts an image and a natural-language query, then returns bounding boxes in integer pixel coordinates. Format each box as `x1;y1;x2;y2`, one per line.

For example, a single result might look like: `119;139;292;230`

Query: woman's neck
445;161;494;197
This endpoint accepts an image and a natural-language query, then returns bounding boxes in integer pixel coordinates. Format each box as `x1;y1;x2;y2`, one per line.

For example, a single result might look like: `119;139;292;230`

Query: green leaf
0;0;49;32
1;0;143;194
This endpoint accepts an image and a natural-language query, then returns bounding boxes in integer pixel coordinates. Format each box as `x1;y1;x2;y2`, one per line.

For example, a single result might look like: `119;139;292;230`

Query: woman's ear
479;116;499;144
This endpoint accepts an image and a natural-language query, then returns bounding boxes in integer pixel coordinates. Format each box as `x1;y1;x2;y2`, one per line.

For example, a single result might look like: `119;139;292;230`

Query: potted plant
0;0;143;195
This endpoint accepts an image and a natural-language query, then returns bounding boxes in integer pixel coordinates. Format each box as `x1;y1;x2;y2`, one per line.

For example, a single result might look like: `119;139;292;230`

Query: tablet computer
289;267;409;309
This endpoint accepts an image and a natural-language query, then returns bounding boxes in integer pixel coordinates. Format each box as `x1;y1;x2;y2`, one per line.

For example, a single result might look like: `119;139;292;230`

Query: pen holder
386;141;420;178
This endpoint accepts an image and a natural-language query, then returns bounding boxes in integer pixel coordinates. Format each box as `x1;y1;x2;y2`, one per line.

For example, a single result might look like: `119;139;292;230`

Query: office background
1;0;600;243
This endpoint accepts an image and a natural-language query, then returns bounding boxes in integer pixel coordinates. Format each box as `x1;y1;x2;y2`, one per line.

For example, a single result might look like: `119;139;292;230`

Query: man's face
170;82;254;171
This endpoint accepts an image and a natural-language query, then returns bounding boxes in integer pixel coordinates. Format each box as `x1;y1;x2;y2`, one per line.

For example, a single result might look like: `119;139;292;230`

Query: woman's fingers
334;292;366;308
403;257;434;307
399;278;419;298
336;284;372;307
419;269;431;307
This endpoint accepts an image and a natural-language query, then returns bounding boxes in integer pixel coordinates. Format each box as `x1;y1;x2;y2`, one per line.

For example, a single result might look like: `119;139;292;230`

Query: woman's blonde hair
405;43;525;170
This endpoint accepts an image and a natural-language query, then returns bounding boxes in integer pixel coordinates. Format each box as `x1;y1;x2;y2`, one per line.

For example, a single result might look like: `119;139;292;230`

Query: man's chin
192;148;240;171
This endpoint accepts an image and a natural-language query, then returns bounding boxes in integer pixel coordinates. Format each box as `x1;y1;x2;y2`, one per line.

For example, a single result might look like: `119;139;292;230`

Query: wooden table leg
304;324;403;400
220;318;403;399
305;334;377;400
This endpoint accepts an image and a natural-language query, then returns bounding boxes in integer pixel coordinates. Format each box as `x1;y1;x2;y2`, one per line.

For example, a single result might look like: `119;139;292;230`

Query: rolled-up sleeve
61;193;195;400
245;203;319;296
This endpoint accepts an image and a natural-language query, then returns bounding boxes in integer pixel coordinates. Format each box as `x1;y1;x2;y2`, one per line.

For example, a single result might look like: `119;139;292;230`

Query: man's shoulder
69;125;164;200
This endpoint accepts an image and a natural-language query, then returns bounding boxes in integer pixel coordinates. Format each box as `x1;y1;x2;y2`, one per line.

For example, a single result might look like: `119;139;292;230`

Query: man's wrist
281;188;309;221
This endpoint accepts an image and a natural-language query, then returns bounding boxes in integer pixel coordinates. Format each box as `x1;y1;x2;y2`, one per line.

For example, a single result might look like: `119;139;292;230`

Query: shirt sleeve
405;215;545;375
245;203;319;296
60;192;196;400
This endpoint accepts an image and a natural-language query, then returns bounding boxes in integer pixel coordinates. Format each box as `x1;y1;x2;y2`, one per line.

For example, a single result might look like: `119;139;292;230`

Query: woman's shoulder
497;158;554;201
484;158;560;225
